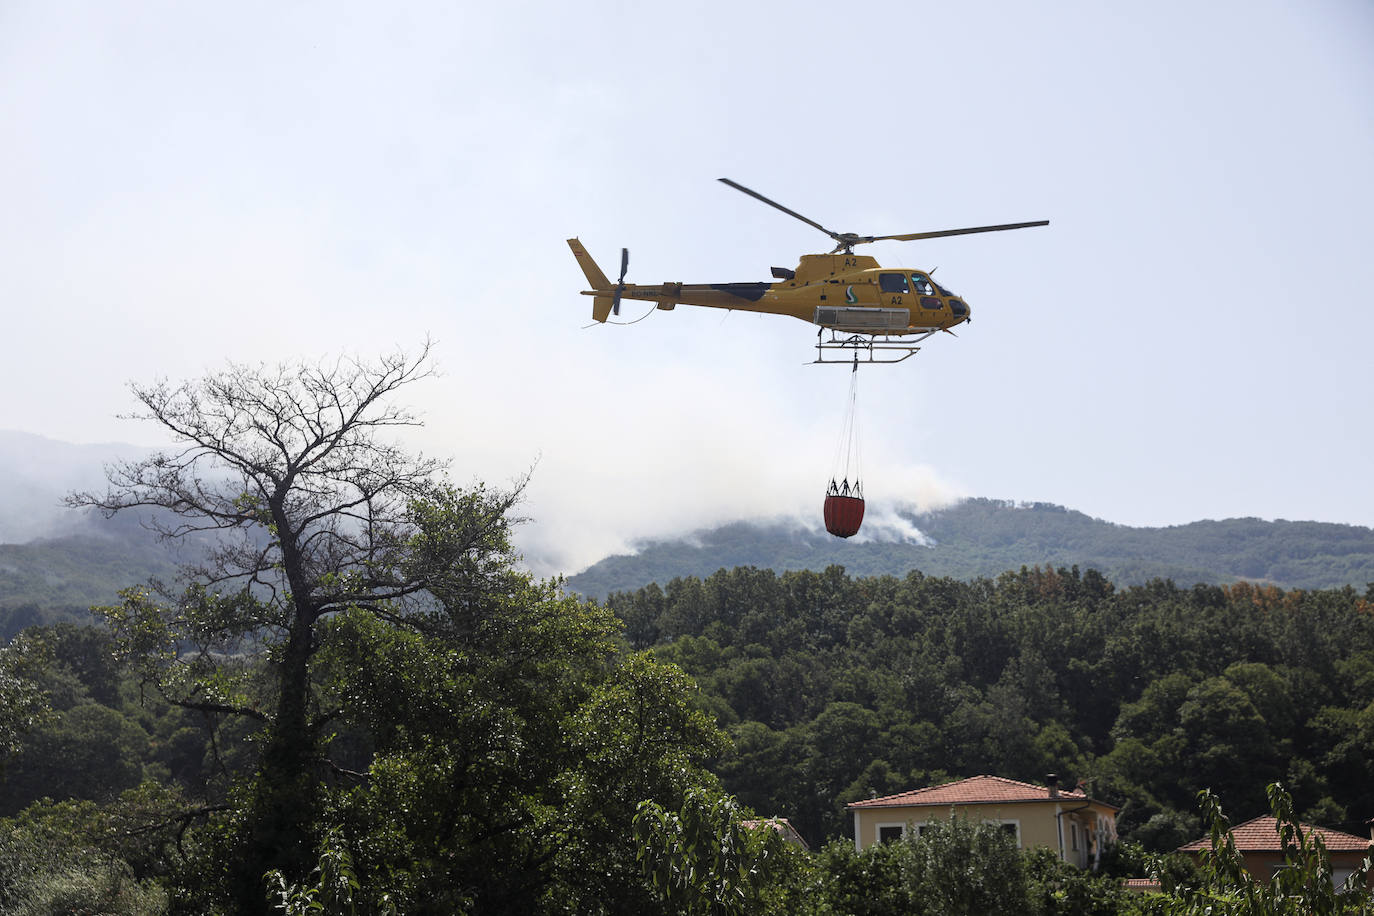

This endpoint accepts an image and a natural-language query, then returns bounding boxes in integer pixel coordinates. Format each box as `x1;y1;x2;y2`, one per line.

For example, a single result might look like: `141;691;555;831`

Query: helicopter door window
911;274;933;295
878;273;910;294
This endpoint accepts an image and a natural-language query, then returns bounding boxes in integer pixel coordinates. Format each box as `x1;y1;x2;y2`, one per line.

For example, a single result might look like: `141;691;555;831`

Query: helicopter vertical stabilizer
568;238;610;289
568;238;618;322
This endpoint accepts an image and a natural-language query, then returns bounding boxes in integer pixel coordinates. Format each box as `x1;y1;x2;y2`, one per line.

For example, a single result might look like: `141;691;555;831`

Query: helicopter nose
949;298;970;322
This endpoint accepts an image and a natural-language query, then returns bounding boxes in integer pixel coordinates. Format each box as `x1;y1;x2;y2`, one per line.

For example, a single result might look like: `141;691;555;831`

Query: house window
877;824;905;844
987;820;1021;844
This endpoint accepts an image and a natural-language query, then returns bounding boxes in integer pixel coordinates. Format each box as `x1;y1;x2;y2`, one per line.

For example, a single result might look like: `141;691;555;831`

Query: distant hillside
0;431;184;636
7;476;1374;637
0;430;158;543
0;513;189;639
566;499;1374;600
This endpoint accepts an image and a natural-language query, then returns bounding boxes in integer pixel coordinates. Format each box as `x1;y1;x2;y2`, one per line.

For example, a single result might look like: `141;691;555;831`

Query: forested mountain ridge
568;498;1374;599
8;495;1374;639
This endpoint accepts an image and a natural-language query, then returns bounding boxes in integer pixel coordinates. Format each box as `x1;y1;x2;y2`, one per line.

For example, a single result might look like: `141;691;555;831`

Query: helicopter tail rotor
613;247;629;316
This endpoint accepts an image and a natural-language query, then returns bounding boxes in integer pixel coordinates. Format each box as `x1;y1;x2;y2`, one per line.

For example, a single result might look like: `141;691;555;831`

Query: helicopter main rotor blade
718;178;844;245
873;220;1050;243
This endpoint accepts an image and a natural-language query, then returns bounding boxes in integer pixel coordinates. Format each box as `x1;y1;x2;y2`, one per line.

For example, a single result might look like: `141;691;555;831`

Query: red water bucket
824;494;865;538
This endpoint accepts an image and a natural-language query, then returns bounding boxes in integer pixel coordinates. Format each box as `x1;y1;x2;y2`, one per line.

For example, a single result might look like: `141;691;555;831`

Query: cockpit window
932;279;955;297
878;273;910;294
911;274;933;295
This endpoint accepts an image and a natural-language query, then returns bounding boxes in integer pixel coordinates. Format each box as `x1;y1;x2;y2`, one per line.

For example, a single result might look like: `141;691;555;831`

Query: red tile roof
1178;816;1373;853
847;775;1115;810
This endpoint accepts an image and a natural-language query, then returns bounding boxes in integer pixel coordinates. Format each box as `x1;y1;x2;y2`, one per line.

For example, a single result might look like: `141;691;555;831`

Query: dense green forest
3;349;1372;914
605;565;1374;848
7;559;1372;912
569;501;1374;600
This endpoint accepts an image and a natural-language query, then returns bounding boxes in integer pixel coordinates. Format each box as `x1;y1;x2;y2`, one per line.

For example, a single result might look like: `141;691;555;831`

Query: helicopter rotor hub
831;233;874;254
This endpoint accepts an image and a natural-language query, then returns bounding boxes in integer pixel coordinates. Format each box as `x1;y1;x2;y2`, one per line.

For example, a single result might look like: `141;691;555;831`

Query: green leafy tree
633;787;794;915
1311;699;1374;820
265;828;400;916
0;789;181;916
0;634;51;773
1175;678;1282;813
1;703;149;814
807;818;1033;916
259;508;733;913
1024;845;1148;915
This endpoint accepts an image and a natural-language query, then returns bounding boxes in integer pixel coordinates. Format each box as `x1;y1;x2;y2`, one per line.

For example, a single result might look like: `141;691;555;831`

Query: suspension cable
829;358;863;497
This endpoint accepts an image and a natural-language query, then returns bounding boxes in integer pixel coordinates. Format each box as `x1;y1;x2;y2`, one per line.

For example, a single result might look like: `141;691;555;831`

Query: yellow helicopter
569;178;1047;363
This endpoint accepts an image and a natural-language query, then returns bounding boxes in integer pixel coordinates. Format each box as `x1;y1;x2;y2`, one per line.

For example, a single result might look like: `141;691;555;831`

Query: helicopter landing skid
812;329;936;365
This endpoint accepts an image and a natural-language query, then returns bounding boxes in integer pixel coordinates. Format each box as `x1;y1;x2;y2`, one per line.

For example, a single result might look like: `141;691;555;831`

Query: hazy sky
3;0;1371;575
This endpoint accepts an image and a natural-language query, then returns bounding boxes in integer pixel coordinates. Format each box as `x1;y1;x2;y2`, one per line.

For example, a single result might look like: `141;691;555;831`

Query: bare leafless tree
67;342;524;899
